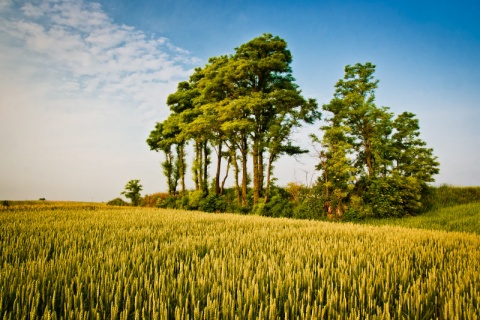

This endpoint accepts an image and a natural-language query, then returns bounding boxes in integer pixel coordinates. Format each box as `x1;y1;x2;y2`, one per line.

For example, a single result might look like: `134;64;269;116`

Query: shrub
364;176;422;218
253;187;294;218
200;194;221;213
107;198;129;206
187;190;205;210
157;195;179;209
141;193;168;207
292;185;325;220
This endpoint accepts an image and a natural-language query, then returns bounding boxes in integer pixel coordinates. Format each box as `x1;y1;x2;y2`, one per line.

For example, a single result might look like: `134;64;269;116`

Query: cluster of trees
312;62;439;218
146;34;439;219
147;34;317;212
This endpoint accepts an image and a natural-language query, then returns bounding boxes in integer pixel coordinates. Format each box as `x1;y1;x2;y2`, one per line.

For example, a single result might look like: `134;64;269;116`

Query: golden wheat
1;205;479;319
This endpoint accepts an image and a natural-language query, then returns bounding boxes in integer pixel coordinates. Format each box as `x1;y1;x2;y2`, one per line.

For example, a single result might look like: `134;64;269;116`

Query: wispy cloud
0;0;201;200
0;0;199;114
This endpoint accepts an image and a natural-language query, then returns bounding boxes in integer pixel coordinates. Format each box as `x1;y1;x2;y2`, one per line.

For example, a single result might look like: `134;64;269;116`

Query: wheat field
1;204;479;319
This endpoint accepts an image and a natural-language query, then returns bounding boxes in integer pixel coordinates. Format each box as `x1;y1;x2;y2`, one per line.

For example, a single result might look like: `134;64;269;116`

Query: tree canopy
148;34;319;211
121;180;143;207
314;62;439;218
147;36;439;218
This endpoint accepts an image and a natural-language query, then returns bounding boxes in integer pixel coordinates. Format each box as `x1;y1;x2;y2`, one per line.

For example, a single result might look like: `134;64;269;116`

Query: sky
0;0;479;201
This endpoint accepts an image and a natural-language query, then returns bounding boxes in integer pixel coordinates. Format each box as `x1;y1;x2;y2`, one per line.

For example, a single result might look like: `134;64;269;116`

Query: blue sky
0;0;479;201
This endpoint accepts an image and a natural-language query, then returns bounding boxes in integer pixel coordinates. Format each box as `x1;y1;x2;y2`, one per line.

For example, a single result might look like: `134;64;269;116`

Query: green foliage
315;62;439;219
107;197;128;206
187;190;205;210
253;187;294;218
1;200;9;208
199;194;227;213
364;176;423;217
121;179;143;206
284;183;323;219
156;194;180;209
362;202;480;235
148;33;319;208
140;193;169;207
422;184;480;210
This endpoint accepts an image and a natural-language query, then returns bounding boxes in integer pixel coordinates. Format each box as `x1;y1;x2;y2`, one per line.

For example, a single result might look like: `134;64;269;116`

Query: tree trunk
365;140;373;177
214;140;222;195
231;150;241;206
203;141;209;194
241;136;248;207
164;151;173;195
264;154;274;204
259;148;264;198
252;141;260;205
193;141;201;191
221;156;230;195
178;143;186;195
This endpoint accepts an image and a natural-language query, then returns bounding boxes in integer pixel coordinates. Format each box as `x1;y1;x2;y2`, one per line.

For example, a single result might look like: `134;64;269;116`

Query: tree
311;125;356;217
147;121;179;194
121;180;143;206
147;33;319;211
201;34;319;206
391;112;439;182
316;62;439;218
323;62;392;178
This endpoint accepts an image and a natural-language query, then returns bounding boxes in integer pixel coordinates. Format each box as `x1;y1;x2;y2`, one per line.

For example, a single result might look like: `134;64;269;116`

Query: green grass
362;202;480;234
421;185;480;211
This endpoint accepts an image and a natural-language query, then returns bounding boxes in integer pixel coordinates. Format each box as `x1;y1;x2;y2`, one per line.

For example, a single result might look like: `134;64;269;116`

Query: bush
141;193;168;207
199;194;216;212
291;185;325;220
364;176;422;218
187;190;205;210
157;195;179;209
107;198;128;206
253;187;294;218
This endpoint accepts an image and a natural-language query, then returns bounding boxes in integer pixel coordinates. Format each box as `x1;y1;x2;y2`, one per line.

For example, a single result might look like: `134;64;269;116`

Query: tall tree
317;62;439;217
146;121;179;194
166;74;202;194
193;56;232;196
323;62;392;178
391;112;439;182
148;34;319;210
228;33;319;205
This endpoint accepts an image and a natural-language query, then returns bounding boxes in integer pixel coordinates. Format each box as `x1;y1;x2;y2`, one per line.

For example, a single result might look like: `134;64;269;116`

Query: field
362;202;480;235
1;203;479;319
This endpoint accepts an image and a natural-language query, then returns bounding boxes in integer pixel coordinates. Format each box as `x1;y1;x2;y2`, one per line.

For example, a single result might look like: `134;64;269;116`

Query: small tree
121;180;143;206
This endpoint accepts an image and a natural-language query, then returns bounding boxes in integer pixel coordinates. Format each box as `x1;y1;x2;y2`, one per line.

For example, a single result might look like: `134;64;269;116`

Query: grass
361;200;480;235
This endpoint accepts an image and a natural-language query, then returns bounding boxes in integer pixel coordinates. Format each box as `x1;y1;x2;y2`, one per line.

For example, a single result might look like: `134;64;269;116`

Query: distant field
361;202;480;235
1;204;479;319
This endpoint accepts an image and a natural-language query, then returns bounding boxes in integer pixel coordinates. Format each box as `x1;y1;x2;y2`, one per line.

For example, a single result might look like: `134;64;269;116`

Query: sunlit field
1;203;479;319
362;202;480;235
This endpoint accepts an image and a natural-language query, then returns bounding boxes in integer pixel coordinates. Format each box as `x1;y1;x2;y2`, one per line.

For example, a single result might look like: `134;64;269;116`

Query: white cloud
0;0;200;200
0;0;11;11
1;0;198;115
21;3;45;17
